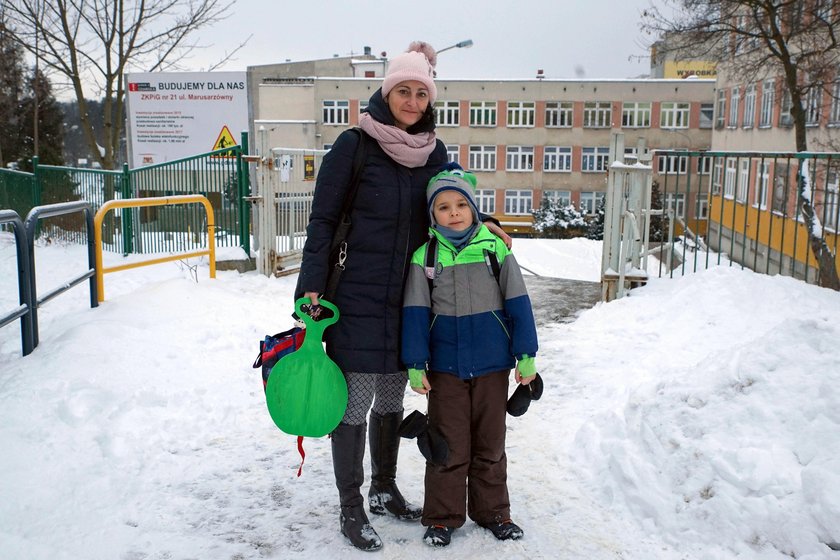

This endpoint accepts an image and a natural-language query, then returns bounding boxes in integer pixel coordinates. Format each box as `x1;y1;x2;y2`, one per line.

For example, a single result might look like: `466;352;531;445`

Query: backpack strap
483;249;502;285
424;236;438;295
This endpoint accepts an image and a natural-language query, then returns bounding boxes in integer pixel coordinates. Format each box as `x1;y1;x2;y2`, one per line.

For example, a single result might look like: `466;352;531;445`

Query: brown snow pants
421;369;511;528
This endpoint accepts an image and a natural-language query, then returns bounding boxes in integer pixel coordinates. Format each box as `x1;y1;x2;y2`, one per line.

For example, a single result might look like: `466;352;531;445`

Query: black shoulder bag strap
323;128;368;302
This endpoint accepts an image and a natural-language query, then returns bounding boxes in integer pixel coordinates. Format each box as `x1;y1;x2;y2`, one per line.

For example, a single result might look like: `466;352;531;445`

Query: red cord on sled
296;436;306;477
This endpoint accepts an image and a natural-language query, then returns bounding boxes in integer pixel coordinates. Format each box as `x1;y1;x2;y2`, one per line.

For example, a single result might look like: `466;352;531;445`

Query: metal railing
0;210;34;356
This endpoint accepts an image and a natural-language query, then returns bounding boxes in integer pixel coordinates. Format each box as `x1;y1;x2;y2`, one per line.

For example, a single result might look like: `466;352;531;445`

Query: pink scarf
358;113;436;168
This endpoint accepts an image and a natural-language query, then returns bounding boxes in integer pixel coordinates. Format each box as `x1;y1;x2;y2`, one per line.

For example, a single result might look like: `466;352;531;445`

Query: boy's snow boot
332;422;382;551
423;525;454;547
368;411;422;520
480;519;524;541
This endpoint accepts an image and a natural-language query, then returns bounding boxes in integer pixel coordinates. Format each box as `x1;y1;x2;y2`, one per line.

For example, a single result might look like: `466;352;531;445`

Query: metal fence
0;135;250;256
652;149;840;285
253;147;325;276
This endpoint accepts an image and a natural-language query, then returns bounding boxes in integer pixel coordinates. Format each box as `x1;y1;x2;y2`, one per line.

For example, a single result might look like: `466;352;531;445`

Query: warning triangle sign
211;125;237;158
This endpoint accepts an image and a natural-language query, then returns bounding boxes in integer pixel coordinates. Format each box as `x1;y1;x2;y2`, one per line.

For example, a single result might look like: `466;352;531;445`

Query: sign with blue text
125;71;248;167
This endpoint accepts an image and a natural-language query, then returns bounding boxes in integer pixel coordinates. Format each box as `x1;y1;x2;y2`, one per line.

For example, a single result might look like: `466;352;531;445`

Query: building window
780;89;793;127
543;146;572;172
773;163;790;214
469;145;496;171
696;198;709;219
359;100;369;114
698;156;712;175
476;189;496;214
715;89;726;128
507;101;535;127
583;101;612;128
825;171;839;230
506;146;535;171
579;191;602;215
624;147;638;164
664;193;686;218
581;147;610;172
545;101;573;127
435;101;460;126
743;84;756;128
504;189;533;215
724;157;737;198
699;103;714;129
469;101;497;127
323;100;349;125
661;101;690;129
622;102;651;128
830;79;840;125
657;153;689;174
543;190;571;206
760;80;775;128
713;158;724;195
756;161;770;209
729;87;740;127
446;144;460;165
805;83;822;126
737;159;749;203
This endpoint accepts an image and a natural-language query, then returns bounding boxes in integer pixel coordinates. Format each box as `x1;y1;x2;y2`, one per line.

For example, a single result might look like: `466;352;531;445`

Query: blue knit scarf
434;223;478;251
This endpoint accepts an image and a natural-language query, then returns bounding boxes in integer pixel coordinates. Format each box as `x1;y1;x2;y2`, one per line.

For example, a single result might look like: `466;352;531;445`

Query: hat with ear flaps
426;163;480;225
382;41;438;103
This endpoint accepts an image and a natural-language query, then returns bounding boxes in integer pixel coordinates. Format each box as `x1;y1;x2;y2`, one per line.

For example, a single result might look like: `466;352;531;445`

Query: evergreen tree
586;196;606;240
0;15;26;168
649;180;665;243
532;198;588;239
19;68;65;170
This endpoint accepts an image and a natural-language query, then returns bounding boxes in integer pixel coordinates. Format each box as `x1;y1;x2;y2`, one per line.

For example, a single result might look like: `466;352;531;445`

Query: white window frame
780;89;793;126
581;147;610;172
830;79;840;125
543;190;571;206
323;100;349;125
543;146;572;172
755;161;770;209
622;102;651;128
579;191;602;215
715;89;726;128
446;144;460;165
805;83;822;126
504;189;533;215
545;101;573;128
664;193;686;218
697;156;712;175
469;145;496;171
825;171;839;230
696;198;709;219
713;158;724;194
359;100;369;114
435;101;460;127
506;146;535;171
476;188;496;214
661;101;690;129
658;153;689;174
760;80;775;128
506;101;535;127
743;84;756;128
583;101;612;128
469;101;497;127
729;87;740;128
737;159;749;203
699;103;714;129
724;157;737;198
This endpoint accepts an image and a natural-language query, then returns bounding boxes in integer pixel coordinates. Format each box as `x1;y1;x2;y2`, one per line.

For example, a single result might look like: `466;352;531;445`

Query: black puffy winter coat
295;92;447;374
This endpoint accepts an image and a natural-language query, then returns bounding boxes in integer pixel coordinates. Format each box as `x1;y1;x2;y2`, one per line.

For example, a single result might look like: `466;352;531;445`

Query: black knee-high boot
368;411;422;520
332;422;382;551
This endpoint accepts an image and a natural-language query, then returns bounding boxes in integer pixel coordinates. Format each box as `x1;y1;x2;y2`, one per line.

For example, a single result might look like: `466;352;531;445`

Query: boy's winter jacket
294;99;447;374
401;225;538;379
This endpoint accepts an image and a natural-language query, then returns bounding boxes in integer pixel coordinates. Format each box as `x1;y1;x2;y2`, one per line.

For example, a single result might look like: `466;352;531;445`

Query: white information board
125;71;248;167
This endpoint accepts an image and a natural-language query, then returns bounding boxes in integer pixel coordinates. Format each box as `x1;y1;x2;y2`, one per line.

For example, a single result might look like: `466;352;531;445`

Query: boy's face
432;190;473;232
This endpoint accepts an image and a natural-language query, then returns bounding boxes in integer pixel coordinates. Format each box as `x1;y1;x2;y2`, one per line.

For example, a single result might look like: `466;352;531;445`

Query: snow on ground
1;235;839;560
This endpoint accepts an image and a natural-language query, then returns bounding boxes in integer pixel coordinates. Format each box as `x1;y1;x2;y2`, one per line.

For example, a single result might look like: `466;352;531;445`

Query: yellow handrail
94;195;216;302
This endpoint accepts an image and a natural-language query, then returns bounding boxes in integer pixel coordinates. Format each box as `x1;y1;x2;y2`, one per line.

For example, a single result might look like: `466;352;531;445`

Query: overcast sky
184;0;657;80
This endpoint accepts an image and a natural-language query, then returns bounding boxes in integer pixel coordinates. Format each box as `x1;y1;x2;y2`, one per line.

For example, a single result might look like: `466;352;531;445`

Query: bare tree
3;0;235;170
642;0;840;289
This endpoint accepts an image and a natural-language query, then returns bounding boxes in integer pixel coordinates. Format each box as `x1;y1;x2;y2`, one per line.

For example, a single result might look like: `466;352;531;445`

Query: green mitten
517;355;536;378
408;368;426;389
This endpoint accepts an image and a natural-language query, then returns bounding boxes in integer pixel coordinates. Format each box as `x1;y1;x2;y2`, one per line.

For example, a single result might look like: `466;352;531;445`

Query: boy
401;165;539;547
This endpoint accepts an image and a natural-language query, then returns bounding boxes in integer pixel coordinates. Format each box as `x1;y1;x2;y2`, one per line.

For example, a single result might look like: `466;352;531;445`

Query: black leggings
341;371;407;425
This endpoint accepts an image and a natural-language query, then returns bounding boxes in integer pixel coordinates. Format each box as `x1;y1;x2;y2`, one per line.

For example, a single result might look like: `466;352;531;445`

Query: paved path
523;276;602;327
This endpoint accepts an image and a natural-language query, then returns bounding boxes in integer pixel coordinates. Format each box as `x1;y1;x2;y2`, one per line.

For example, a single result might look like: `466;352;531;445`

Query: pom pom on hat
382;41;437;103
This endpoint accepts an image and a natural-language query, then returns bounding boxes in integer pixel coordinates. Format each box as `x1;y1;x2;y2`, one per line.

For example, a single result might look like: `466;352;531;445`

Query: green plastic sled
265;298;348;438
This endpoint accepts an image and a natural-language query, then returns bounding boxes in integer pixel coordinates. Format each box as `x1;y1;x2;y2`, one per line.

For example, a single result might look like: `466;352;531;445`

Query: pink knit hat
382;41;437;103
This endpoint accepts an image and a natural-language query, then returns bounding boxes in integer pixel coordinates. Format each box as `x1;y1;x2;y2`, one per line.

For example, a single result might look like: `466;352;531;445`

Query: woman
295;41;509;551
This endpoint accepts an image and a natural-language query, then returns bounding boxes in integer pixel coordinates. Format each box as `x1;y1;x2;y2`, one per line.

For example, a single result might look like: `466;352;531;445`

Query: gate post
121;163;133;255
239;131;251;256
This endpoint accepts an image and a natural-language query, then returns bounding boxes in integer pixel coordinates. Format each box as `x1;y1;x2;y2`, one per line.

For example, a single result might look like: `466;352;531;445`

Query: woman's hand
483;220;512;249
303;291;322;318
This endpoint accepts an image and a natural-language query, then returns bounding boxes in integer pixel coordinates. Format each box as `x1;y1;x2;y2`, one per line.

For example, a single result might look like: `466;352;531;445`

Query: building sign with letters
125;71;248;167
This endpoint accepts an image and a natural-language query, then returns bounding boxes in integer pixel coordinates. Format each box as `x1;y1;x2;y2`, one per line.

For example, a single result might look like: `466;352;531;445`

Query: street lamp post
436;39;473;55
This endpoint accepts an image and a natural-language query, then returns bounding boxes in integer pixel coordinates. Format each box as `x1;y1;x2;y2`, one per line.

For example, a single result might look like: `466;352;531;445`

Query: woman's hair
406;104;437;135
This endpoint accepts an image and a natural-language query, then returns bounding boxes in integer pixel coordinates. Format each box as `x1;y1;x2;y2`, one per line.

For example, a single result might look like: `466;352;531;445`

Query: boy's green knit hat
426;163;480;225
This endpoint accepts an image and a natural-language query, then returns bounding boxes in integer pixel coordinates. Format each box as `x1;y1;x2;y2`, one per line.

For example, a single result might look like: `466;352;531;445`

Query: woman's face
386;80;431;130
